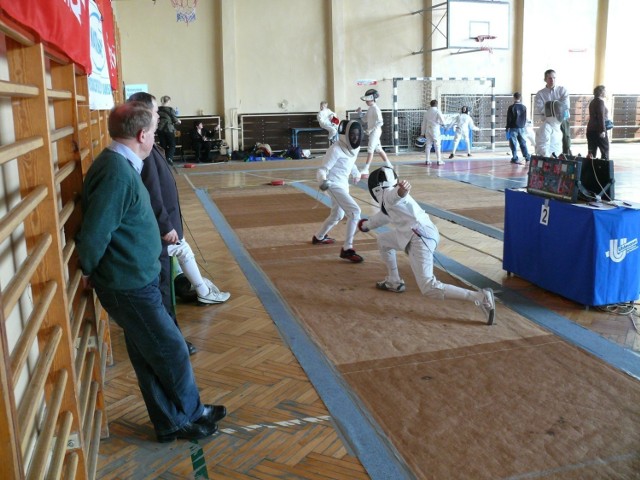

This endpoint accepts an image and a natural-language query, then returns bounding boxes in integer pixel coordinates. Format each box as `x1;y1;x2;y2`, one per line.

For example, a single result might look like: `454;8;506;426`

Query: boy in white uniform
420;99;446;165
358;167;496;324
312;120;365;263
448;106;480;158
317;101;338;144
357;89;393;177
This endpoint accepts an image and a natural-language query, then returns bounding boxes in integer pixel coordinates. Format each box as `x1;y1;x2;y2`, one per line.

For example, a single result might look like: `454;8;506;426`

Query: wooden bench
291;127;326;147
240;113;330;152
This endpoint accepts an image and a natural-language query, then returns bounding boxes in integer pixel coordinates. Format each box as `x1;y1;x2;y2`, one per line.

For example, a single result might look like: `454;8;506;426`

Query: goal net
392;77;495;153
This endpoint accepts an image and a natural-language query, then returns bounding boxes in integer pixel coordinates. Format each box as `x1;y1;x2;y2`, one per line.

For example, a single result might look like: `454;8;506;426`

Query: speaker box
577;157;615;201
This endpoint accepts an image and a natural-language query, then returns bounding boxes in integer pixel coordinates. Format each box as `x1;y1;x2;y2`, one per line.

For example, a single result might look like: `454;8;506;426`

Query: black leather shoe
156;418;218;443
200;404;227;424
186;341;197;356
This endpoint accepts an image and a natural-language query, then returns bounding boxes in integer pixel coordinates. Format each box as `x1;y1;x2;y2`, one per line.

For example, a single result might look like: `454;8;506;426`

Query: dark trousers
158;130;177;162
193;140;212;163
560;119;571;154
586;130;609;159
95;277;203;434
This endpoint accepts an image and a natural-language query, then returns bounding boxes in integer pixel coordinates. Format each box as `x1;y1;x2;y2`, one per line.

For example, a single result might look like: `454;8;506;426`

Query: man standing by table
534;69;571;156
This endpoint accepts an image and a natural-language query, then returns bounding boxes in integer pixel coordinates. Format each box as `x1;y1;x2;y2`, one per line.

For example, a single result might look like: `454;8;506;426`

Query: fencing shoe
340;248;364;263
376;280;406;293
476;288;496;325
437;160;445;165
197;279;231;305
312;235;335;245
425;160;432;165
448;153;455;159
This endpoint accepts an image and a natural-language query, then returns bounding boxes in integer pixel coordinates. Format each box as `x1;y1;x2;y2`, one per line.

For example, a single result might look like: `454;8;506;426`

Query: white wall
113;0;221;115
111;0;636;123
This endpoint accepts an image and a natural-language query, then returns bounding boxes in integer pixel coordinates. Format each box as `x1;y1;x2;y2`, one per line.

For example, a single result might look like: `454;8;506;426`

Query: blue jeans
508;127;530;161
95;277;203;435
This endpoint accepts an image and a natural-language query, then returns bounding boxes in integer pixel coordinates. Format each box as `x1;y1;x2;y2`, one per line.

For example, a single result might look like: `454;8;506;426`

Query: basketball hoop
451;35;496;55
171;0;198;25
473;35;496;43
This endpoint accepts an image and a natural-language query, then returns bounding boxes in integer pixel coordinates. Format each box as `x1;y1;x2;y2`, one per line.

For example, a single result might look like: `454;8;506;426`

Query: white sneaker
476;288;495;325
425;160;432;165
197;278;231;304
437;160;445;165
376;280;406;293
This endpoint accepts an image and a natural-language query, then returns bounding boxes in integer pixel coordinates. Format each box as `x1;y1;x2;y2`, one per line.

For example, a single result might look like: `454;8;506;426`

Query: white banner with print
88;0;114;110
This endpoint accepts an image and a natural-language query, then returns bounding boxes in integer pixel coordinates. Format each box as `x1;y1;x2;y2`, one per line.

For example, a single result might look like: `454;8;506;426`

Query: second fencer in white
448;106;480;158
421;99;446;165
358;167;496;324
313;119;365;263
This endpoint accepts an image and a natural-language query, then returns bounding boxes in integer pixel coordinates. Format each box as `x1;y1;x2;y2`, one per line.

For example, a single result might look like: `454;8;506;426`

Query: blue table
503;189;640;306
290;127;326;147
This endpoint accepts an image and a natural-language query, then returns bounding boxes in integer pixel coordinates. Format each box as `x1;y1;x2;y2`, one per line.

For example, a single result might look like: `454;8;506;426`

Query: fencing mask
338;120;362;156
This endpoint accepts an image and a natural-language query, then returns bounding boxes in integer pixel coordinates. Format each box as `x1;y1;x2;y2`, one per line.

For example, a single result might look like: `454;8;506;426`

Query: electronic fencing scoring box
526;155;582;202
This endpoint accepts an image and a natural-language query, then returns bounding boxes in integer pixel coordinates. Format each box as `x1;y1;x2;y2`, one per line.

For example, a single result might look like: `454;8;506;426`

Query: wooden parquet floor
98;143;640;479
97;171;371;479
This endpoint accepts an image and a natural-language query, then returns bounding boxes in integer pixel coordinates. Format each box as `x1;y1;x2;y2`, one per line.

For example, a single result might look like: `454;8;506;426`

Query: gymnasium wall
112;0;639;136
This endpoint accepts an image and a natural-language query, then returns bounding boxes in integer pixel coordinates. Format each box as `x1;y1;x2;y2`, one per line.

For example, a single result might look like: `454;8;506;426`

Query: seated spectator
191;121;217;163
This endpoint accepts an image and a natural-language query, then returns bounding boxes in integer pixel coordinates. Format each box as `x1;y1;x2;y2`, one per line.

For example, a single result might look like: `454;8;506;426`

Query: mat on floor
211;185;640;479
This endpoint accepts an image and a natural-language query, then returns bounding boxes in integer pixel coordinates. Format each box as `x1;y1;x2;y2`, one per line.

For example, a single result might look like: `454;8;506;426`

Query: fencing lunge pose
317;101;339;144
357;89;393;177
358;167;496;324
448;106;480;158
420;99;446;165
312;120;365;263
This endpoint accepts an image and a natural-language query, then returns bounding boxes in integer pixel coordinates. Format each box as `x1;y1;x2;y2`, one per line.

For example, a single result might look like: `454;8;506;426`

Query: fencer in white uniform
420;99;446;165
448;106;479;158
534;70;569;156
317;101;338;144
357;89;392;176
313;120;364;263
358;167;496;324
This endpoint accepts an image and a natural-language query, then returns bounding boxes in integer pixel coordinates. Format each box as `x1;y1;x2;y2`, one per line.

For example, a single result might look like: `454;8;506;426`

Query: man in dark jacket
157;95;181;164
129;93;230;356
506;92;531;165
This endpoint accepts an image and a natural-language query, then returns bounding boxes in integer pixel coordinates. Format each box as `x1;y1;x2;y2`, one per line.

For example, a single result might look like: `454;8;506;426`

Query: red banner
96;0;118;90
0;0;91;73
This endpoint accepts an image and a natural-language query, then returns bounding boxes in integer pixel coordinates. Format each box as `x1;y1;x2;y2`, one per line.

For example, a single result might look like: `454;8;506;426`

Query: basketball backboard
448;0;509;50
412;0;510;54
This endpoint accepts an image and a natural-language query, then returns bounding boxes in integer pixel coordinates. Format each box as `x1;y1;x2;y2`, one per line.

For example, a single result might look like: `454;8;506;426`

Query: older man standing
534;69;571;156
77;102;225;443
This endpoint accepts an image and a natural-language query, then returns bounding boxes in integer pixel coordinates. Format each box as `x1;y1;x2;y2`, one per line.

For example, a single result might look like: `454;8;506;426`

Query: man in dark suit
128;93;230;357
